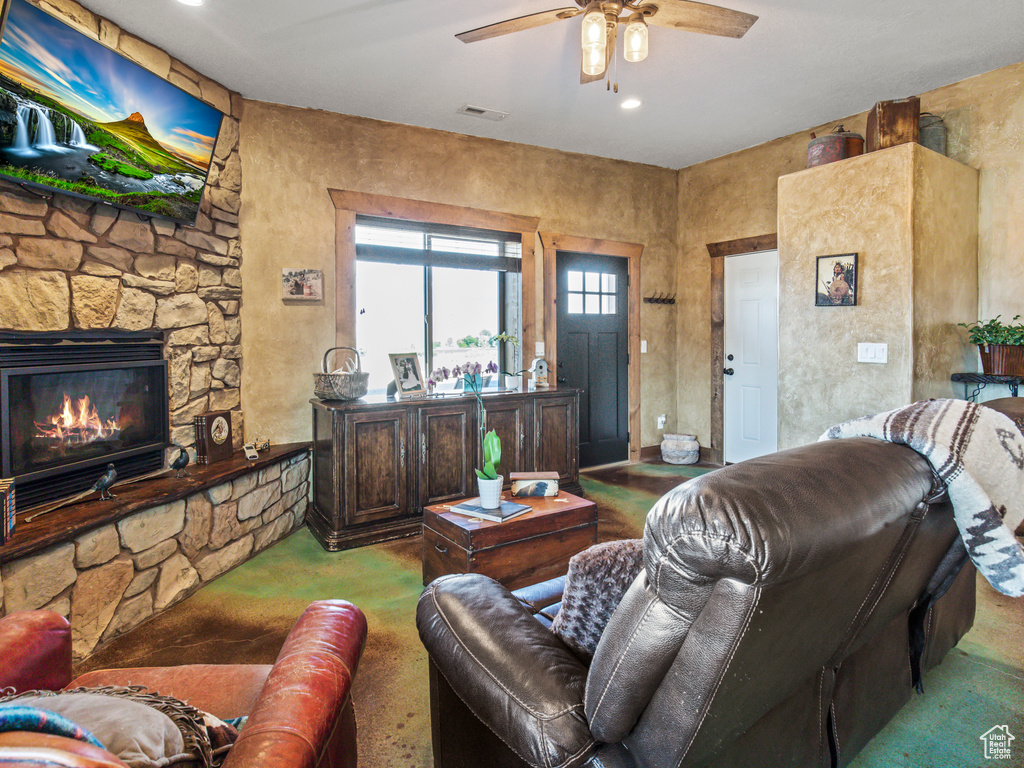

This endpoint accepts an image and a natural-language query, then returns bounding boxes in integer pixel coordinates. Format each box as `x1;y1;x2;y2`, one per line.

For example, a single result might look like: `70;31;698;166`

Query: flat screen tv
0;0;224;226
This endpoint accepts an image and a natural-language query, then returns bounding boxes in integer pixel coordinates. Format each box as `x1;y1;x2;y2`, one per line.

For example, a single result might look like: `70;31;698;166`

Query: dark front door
555;251;628;467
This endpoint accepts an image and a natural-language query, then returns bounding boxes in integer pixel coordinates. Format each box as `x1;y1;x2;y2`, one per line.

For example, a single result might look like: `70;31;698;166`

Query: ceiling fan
456;1;757;84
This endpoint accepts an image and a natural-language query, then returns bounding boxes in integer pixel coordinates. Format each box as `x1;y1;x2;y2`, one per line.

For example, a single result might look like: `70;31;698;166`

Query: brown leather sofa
0;600;367;768
418;438;977;768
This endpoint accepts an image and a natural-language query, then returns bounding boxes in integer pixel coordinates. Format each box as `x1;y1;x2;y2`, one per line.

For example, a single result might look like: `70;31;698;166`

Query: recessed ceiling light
176;0;203;6
621;98;642;110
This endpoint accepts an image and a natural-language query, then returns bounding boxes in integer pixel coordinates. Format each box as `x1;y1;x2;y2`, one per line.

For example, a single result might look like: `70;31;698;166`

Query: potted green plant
958;315;1024;376
475;429;503;509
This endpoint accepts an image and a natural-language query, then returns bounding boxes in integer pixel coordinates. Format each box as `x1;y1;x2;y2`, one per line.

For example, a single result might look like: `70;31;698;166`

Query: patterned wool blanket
821;399;1024;597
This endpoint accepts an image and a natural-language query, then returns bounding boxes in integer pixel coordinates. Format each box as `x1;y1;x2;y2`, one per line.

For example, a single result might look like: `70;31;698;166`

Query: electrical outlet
657;414;667;429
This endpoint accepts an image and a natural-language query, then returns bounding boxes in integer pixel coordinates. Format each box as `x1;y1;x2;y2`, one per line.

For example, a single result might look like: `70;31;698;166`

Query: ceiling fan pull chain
613;43;619;93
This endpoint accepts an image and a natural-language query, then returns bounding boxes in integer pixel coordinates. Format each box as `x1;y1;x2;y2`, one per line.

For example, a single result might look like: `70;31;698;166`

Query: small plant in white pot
476;430;503;509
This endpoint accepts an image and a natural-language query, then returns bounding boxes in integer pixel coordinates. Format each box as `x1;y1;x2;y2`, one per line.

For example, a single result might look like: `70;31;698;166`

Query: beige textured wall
239;101;678;444
676;59;1024;449
777;144;977;447
912;147;980;401
778;147;916;447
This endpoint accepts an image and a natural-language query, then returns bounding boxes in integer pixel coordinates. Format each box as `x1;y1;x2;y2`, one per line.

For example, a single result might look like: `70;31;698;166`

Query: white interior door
724;250;779;464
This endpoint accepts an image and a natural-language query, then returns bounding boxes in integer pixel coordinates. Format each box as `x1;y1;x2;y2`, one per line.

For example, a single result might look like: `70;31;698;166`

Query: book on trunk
194;410;233;465
448;499;532;523
510;471;560;497
0;478;14;544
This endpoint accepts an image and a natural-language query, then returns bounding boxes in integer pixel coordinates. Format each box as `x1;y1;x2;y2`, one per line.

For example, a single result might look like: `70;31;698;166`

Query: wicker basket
314;347;369;401
661;433;700;465
978;344;1024;376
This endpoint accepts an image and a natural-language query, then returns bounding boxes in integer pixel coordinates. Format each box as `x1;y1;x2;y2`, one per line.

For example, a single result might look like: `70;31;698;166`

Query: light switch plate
857;342;888;364
535;341;545;356
641;340;648;353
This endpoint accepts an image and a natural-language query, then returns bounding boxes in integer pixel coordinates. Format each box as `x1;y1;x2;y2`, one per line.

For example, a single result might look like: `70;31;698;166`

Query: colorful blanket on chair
821;399;1024;597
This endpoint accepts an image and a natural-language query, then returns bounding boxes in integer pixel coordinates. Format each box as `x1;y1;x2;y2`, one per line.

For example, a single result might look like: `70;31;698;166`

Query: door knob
727;354;734;361
723;368;735;376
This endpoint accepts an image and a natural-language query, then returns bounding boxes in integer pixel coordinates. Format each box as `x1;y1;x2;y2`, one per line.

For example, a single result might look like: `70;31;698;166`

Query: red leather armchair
0;600;367;768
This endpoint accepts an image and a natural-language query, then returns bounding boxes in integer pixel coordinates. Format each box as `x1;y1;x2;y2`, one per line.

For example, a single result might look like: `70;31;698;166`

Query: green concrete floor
78;463;1024;768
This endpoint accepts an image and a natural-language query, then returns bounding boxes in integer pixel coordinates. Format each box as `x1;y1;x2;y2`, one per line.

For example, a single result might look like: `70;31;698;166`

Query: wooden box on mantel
422;491;597;590
866;97;920;152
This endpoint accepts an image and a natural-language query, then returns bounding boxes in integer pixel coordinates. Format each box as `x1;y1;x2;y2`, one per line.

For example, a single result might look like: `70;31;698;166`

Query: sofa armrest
0;611;72;693
417;574;595;768
69;665;273;721
0;733;128;767
222;600;366;768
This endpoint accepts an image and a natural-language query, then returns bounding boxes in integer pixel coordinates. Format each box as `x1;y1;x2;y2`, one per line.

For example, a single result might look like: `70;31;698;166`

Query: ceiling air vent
457;104;508;122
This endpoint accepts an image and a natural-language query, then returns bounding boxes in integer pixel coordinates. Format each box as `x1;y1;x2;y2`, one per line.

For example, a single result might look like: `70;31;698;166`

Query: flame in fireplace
35;393;120;443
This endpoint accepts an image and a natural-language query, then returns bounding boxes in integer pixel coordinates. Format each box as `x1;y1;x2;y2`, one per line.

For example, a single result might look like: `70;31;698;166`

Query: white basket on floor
661;433;700;465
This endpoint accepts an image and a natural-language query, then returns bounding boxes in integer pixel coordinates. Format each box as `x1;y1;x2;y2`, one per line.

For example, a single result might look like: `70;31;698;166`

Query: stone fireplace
0;0;311;664
1;330;168;509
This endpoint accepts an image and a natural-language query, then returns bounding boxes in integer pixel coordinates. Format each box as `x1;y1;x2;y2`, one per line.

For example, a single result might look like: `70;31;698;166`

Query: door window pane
585;294;600;314
568;271;583;292
602;273;615;293
602;295;616;315
585;272;600;292
568;293;584;314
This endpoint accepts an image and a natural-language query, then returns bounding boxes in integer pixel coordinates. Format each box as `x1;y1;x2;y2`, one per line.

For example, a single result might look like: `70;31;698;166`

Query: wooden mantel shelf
1;442;311;564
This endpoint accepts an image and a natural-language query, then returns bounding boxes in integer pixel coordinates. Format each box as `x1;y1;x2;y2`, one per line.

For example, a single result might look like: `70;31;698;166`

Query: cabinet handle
400;436;406;467
421;434;427;464
434;542;448;554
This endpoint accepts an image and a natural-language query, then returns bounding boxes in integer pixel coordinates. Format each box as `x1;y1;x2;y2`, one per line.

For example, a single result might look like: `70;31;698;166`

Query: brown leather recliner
0;600;367;768
418;438;976;768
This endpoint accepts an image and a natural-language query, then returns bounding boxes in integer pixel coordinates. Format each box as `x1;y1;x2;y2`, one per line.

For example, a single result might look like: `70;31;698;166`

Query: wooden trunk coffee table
422;491;597;590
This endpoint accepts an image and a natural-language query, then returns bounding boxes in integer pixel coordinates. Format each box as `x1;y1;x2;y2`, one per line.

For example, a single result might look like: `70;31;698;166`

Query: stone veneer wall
0;0;245;450
0;451;309;660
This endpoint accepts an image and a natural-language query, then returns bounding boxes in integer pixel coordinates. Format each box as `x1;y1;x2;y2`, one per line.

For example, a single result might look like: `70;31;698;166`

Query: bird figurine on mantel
24;463;117;523
170;444;190;477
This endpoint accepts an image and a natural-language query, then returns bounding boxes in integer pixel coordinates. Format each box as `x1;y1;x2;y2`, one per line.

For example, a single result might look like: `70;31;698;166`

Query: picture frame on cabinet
389;353;425;395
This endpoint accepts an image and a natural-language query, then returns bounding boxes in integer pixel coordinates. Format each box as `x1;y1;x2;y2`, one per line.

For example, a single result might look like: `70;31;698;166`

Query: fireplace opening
1;331;168;511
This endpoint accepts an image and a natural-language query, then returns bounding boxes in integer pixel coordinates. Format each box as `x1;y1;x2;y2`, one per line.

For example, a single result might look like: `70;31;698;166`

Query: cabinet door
534;395;579;484
343;409;409;526
482;399;529;487
418;401;475;506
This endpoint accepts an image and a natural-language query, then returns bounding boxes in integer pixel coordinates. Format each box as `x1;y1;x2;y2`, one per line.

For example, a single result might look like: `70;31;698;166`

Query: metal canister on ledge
808;125;865;168
919;113;947;156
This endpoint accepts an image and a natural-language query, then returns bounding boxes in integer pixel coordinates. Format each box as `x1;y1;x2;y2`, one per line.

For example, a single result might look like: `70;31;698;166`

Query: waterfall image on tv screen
0;0;223;224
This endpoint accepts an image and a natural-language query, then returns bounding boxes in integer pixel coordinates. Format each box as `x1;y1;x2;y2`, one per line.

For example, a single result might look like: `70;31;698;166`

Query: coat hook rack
643;293;676;305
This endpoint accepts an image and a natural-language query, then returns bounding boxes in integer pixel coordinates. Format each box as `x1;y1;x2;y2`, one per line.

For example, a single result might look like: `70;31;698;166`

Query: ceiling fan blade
457;8;581;43
639;0;757;38
581;18;617;84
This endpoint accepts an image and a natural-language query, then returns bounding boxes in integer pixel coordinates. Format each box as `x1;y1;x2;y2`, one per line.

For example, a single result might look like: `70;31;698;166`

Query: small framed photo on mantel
282;268;323;302
815;253;858;307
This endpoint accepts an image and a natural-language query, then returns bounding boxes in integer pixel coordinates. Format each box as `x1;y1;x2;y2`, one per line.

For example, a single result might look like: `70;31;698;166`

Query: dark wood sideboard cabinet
309;388;581;551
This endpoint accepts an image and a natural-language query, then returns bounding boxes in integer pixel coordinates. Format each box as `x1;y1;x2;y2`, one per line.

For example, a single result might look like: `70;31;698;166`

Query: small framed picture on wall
389;353;425;395
282;268;323;301
815;253;858;306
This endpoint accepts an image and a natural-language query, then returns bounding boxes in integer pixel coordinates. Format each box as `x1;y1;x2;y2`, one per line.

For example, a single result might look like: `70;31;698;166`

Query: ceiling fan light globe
581;2;606;46
623;14;648;63
582;43;607;76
